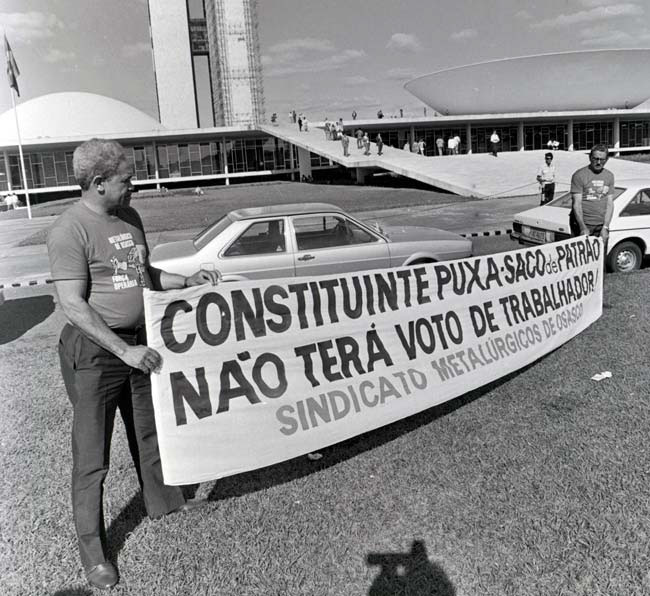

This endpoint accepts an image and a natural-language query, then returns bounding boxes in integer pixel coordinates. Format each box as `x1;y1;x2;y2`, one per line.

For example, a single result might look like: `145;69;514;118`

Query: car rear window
548;187;626;208
193;215;233;251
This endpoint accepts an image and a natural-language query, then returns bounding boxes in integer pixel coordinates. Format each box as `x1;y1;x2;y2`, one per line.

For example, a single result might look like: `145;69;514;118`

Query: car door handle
298;254;315;261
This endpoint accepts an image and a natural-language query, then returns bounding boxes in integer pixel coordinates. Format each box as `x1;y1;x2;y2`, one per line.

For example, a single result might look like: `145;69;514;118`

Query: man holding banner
569;144;614;249
47;139;219;590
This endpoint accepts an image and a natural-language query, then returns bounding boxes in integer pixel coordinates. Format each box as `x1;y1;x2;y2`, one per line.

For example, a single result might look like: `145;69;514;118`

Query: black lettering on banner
395;269;413;307
161;300;195;353
319;278;340;323
485;258;503;289
363;275;376;316
336;336;366;378
395;317;426;360
170;368;211;426
217;359;262;413
503;254;515;284
395;311;464;360
295;343;319;387
340;277;363;319
252;352;287;398
555;245;566;271
264;285;292;333
288;282;310;328
465;259;486;294
197;292;231;346
375;271;399;312
318;340;344;383
413;267;431;304
232;288;266;341
469;301;499;338
366;326;394;372
309;281;324;326
434;263;452;299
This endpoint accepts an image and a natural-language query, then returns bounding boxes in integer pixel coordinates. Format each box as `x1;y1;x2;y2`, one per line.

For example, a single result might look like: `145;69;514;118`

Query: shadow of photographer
367;540;455;596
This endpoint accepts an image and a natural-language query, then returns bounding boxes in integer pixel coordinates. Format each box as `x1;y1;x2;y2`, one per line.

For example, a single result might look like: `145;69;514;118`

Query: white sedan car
151;202;472;281
511;178;650;272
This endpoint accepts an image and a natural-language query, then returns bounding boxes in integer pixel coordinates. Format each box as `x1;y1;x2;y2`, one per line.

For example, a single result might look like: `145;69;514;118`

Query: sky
1;0;650;121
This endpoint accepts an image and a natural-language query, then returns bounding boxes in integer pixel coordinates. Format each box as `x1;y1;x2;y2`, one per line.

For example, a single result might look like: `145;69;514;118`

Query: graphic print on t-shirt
108;232;147;290
584;180;609;201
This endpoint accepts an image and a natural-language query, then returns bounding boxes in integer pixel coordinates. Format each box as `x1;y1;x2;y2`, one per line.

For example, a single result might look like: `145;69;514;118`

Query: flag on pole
4;35;20;96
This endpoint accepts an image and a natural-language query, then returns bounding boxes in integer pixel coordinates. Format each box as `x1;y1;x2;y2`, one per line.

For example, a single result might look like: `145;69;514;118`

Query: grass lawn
2;181;475;247
2;264;650;595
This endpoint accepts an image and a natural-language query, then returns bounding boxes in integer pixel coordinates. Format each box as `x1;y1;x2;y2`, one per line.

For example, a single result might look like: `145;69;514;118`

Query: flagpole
9;85;31;219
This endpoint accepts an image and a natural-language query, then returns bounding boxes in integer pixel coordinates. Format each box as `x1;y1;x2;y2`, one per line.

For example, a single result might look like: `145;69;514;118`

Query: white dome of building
405;49;650;115
0;92;165;144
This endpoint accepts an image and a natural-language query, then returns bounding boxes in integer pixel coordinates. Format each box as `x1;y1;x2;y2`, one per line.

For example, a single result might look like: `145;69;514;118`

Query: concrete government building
148;0;265;128
1;31;650;199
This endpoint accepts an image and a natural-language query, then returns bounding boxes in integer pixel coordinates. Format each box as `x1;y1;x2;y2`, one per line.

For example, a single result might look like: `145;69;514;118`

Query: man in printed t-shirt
569;144;614;250
47;139;219;590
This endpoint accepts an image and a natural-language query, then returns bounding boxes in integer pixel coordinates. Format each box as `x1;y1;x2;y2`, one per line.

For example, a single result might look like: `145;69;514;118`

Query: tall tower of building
147;0;265;129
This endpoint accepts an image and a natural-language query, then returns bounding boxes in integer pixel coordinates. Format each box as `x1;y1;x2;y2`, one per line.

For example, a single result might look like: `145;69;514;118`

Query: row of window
0;136;321;191
354;120;650;155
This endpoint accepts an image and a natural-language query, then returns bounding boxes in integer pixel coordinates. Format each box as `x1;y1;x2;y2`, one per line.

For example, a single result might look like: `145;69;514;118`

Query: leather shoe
175;498;208;514
86;562;118;590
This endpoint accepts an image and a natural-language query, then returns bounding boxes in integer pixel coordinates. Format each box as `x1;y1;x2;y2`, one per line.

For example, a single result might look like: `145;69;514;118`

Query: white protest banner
144;236;603;485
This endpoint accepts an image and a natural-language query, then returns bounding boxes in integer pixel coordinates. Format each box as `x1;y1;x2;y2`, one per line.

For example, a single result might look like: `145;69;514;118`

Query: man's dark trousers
58;324;184;571
541;182;555;205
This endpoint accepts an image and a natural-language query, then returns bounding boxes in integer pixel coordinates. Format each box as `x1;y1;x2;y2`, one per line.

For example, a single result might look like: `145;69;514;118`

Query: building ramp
260;123;650;198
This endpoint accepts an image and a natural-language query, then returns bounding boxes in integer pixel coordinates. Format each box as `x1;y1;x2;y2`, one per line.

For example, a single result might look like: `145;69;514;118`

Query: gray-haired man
47;138;219;589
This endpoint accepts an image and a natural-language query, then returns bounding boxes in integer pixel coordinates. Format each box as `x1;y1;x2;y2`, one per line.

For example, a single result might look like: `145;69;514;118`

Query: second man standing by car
569;144;614;251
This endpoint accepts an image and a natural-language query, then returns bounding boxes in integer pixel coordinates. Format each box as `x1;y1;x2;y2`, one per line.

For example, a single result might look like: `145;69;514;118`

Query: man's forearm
61;298;130;357
603;197;614;227
572;195;587;230
148;267;186;291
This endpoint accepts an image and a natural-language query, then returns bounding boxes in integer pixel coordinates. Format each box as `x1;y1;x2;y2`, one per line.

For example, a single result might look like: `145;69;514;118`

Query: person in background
376;133;384;156
341;132;350;157
417;138;426;155
351;110;357;120
356;128;364;149
435;137;444;156
536;152;556;205
4;191;19;209
447;136;455;155
490;130;500;156
453;135;461;154
46;139;219;590
363;132;371;155
403;140;411;152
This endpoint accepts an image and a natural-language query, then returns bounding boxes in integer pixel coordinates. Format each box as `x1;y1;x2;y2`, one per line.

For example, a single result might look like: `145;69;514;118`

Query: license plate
523;226;550;242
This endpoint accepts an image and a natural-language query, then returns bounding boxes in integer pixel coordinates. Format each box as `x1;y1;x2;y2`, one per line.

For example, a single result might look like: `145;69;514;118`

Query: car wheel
607;241;642;273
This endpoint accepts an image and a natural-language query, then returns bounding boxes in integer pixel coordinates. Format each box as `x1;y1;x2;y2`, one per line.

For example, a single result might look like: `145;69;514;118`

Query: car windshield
547;187;626;208
193;215;234;250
